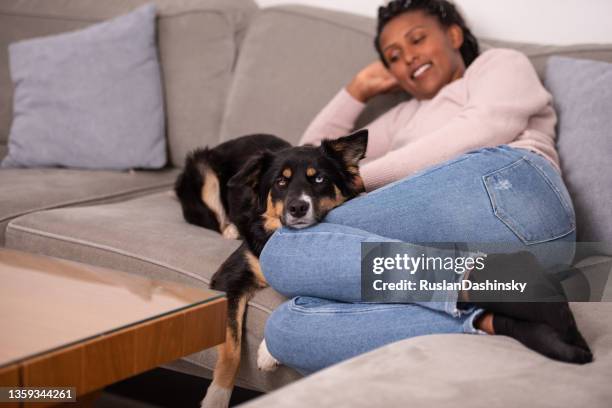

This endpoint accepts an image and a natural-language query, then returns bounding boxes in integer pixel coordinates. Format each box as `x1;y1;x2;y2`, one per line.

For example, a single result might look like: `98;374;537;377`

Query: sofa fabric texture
240;299;612;408
2;1;612;400
3;4;166;170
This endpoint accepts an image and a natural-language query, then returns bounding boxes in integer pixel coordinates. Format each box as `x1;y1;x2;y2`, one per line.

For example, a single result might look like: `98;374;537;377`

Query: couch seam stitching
0;182;175;224
7;223;207;281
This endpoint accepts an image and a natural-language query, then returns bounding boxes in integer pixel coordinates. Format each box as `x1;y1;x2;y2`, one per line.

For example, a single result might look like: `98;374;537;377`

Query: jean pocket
483;157;575;245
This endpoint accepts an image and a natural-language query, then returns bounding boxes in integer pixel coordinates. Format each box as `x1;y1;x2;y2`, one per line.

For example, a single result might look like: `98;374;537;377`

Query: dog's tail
174;148;222;232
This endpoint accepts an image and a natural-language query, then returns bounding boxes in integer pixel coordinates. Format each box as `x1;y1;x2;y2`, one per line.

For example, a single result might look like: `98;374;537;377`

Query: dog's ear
321;129;368;167
321;130;368;195
228;150;274;207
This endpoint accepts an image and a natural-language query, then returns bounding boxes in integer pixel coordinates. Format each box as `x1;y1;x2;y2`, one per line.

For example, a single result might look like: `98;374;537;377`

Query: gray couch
1;0;611;405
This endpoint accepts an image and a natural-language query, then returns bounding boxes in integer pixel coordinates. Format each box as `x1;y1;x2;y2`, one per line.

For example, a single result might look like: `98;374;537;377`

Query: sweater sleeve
299;88;397;161
361;49;554;191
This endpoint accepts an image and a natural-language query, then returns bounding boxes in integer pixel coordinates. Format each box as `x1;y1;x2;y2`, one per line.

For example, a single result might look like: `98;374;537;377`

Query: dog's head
228;130;368;231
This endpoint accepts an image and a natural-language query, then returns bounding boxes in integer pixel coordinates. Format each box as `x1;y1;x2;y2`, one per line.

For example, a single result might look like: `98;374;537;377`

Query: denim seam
521;154;575;225
289;305;413;315
289;300;413;315
443;267;469;317
481;156;526;179
397;154;474;181
277;230;368;238
276;229;393;242
365;154;475;197
482;158;531;243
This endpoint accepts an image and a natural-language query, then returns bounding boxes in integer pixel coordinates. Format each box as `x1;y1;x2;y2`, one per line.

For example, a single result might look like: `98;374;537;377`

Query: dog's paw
201;384;232;408
257;340;280;372
222;223;240;240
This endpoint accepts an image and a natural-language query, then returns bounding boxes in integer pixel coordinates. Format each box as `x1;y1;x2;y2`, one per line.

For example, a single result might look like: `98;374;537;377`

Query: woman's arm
299;88;399;160
300;61;410;161
299;87;366;145
360;49;554;191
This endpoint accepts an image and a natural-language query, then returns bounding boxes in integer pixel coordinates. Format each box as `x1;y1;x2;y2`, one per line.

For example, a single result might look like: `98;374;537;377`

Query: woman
259;0;592;374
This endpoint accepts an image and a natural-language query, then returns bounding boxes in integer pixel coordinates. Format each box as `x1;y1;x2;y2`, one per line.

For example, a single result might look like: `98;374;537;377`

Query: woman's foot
475;311;495;334
460;250;592;354
492;314;593;364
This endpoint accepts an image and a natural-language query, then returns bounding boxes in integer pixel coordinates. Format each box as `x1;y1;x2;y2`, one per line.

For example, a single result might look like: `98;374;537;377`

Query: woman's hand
346;61;400;103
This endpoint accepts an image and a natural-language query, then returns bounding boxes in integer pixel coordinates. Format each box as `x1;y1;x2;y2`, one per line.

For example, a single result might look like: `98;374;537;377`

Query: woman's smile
411;63;432;79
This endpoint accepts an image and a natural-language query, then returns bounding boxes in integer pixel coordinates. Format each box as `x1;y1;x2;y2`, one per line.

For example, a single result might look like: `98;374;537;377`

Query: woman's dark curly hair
375;0;479;68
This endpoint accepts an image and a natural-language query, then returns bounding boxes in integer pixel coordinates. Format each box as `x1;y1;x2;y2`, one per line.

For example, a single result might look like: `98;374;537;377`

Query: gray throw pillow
545;56;612;250
2;3;166;170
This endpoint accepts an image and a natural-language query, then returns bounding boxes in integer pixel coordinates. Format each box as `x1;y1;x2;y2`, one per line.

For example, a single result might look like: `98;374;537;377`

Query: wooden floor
99;367;263;408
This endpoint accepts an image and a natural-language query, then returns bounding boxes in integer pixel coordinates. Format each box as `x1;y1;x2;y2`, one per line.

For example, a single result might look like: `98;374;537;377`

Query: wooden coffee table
0;248;226;407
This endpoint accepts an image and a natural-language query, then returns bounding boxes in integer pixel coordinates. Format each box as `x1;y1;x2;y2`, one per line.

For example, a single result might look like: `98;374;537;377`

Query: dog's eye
276;177;287;187
315;175;325;184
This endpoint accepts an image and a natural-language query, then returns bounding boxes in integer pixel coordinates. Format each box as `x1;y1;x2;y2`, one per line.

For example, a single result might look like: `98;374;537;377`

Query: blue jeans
260;146;576;374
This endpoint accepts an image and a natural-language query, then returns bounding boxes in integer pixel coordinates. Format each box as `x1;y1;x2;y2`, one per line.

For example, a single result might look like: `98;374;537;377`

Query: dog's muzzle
284;196;316;228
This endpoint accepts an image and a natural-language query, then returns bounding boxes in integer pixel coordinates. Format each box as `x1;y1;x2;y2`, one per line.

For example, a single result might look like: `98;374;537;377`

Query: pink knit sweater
300;48;559;191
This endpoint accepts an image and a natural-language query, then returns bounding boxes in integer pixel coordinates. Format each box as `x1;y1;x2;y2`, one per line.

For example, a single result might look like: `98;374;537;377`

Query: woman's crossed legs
260;146;583;373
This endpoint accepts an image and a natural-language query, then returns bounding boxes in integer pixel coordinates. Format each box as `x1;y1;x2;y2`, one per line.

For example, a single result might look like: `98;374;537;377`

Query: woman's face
379;10;465;100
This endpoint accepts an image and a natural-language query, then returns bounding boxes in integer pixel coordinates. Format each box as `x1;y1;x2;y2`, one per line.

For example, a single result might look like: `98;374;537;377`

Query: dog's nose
288;200;309;218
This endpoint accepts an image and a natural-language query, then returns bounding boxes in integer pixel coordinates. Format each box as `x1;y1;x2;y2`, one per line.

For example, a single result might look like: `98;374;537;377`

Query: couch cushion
219;5;612;145
241;292;612;407
5;191;302;391
0;168;179;246
0;0;258;166
3;4;166;170
543;57;612;257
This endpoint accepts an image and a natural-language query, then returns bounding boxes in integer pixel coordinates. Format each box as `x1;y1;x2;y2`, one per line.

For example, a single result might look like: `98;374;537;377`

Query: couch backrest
219;5;612;255
0;0;257;166
219;6;390;145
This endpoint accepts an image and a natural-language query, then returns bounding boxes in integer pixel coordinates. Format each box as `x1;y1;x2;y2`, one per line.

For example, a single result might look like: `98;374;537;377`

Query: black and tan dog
174;130;368;408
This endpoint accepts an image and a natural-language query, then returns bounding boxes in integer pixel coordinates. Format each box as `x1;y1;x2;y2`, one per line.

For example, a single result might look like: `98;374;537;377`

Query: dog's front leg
201;294;248;408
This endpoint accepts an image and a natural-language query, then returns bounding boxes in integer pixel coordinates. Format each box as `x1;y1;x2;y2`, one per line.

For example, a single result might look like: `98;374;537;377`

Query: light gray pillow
2;3;166;170
545;56;612;251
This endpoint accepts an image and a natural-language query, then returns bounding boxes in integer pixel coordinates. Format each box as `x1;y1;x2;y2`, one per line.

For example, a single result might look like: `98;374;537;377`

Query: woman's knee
259;229;297;296
263;302;289;362
260;229;328;297
260;223;385;300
